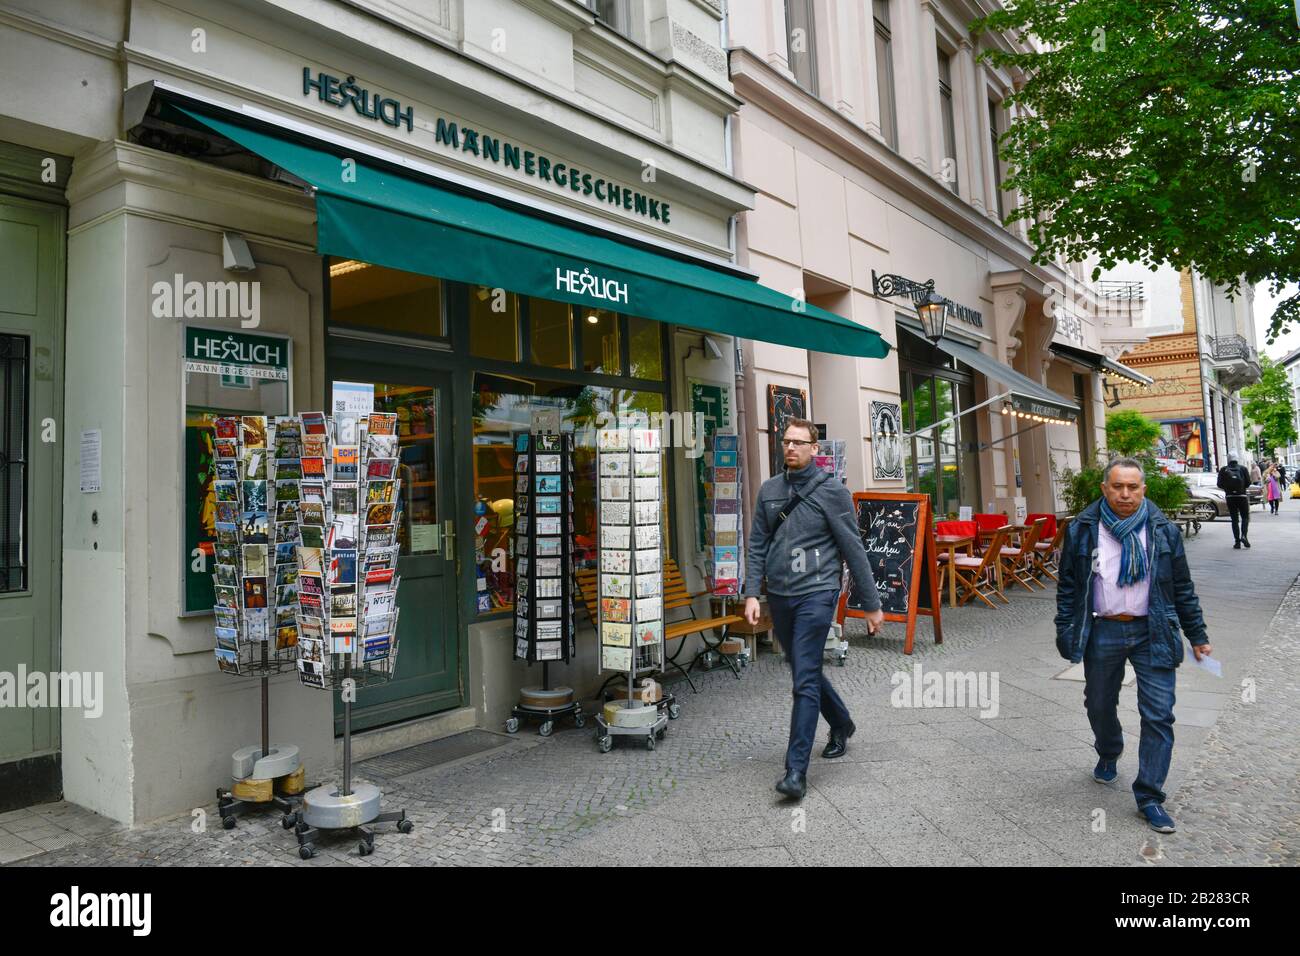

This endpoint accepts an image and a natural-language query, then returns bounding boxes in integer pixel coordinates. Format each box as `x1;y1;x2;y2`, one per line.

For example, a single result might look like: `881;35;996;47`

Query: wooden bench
575;558;744;694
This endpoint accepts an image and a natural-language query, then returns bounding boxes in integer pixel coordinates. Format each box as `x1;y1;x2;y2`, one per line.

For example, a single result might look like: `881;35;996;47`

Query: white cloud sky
1255;281;1300;362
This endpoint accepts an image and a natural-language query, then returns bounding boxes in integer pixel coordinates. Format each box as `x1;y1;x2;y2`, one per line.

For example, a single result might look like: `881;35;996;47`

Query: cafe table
934;534;976;607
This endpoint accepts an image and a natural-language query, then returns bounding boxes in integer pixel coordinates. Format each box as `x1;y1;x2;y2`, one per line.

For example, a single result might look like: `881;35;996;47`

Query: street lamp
1250;422;1265;458
917;292;950;343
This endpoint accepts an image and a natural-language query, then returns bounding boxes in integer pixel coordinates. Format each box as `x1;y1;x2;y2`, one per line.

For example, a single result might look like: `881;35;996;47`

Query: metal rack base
291;783;413;858
505;701;584;737
593;711;669;752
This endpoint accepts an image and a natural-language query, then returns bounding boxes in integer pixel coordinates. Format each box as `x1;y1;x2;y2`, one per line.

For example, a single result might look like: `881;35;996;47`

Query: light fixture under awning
899;324;1080;422
173;105;890;360
1049;342;1153;387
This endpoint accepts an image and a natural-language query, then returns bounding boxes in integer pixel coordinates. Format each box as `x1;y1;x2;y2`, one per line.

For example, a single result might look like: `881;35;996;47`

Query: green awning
178;107;888;359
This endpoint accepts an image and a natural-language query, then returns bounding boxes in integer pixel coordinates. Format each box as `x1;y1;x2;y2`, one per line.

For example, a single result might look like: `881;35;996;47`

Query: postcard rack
208;414;307;827
283;409;412;858
505;427;585;737
693;429;746;676
592;425;669;752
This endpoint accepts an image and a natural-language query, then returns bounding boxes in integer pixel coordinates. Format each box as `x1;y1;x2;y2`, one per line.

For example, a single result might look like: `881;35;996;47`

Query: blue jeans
768;590;852;774
1083;617;1177;808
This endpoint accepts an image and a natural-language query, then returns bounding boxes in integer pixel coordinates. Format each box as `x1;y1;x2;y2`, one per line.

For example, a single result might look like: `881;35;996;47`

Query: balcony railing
1097;280;1145;300
1211;334;1254;362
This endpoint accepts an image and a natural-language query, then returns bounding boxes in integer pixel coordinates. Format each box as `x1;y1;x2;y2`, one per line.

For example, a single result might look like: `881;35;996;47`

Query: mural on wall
871;401;904;480
767;384;808;476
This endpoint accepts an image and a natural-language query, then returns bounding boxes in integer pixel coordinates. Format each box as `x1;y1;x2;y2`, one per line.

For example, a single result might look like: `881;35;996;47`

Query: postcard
515;496;530;517
214;480;239;503
602;621;632;647
332;446;359;482
216;544;239;566
714;498;739;514
600;501;630;525
240;511;269;544
602;573;631;597
298;502;326;526
214;606;239;630
274;480;300;503
366;480;396;505
364;545;399;571
535;578;562;598
600;477;629;500
242;416;267;449
598;429;629;451
242;576;269;609
535;516;562;536
241;478;269;511
601;646;631;671
368;412;398;436
327;549;358;585
215;647;241;674
714;545;740;564
367;457;397;480
214;417;240;440
297;617;324;644
213;564;238;590
363;636;391;662
241;543;268;576
332;483;358;515
515;474;529;493
300;456;326;480
214;522;239;549
634;576;661;598
331;589;357;617
366;525;396;548
275;604;298;629
365;589;397;619
366;502;395;526
534;496;561;516
365;568;396;591
715;482;738;500
367;433;398;459
535;600;561;619
535;557;561;578
213;459;239;482
327;514;359;550
634;453;660;477
633;477;660;501
298;592;323;616
301;411;328;435
601;597;631;622
297;546;324;573
330;618;357;654
299;482;326;505
534;537;562;558
273;499;298;523
635;597;662;622
214;439;240;460
302;434;328;459
714;466;738;483
244;607;271;642
715;514;739;532
274;439;302;461
599;453;629;477
715;531;739;547
536;621;563;642
601;549;631;573
601;525;631;549
535;454;560;473
274;623;298;651
713;561;739;581
274;460;302;482
297;571;323;597
635;547;661;574
214;585;239;609
634;501;659;526
516;454;530;473
637;620;663;645
298;637;324;664
297;659;324;688
300;525;325;549
712;433;738;452
535;474;561;494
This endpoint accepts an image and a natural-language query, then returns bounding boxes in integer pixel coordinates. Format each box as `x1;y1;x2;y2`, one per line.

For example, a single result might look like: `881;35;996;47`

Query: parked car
1182;472;1263;519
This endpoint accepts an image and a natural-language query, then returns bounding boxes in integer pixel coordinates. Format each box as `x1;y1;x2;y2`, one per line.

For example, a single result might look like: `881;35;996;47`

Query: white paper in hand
1191;653;1223;678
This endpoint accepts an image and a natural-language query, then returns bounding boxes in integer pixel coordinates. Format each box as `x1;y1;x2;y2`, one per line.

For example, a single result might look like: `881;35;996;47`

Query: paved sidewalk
9;512;1299;867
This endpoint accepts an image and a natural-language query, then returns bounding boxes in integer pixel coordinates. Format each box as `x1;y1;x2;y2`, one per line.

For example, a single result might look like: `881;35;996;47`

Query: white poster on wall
79;429;101;493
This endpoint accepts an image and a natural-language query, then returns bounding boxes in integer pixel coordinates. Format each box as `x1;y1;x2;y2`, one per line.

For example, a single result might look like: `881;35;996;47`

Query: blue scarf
1099;498;1149;587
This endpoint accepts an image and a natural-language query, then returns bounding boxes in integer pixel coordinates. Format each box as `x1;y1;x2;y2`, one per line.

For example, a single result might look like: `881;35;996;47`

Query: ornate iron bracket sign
872;271;983;328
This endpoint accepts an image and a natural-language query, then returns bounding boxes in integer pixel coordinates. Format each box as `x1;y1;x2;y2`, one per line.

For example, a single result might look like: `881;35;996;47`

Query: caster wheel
299;846;315;860
837;658;845;667
281;813;295;830
538;721;554;738
359;841;374;856
598;736;613;753
668;704;681;720
398;819;414;834
573;714;586;729
222;815;237;830
645;735;656;751
656;728;666;740
505;717;519;734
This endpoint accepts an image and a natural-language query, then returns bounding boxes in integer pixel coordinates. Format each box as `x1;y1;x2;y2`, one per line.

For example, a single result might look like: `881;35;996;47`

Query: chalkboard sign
838;492;942;655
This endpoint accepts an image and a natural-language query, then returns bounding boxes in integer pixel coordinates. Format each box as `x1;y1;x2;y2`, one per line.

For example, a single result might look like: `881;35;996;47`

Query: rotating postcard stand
506;413;585;737
284;408;413;858
593;426;669;752
208;415;307;829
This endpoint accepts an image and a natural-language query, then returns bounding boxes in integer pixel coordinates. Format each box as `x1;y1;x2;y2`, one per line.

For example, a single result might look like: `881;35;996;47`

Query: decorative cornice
0;5;119;59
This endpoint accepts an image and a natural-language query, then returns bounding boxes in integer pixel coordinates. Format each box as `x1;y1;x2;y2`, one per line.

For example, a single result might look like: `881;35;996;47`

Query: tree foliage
971;1;1300;341
1240;354;1298;454
1105;409;1163;456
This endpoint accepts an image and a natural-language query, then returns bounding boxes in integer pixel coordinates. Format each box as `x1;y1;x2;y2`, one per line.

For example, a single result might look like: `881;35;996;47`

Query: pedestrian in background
1054;458;1213;833
1217;456;1252;548
1265;464;1282;515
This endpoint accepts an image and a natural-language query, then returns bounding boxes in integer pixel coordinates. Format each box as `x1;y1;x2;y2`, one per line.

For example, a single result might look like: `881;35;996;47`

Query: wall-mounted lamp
222;232;256;272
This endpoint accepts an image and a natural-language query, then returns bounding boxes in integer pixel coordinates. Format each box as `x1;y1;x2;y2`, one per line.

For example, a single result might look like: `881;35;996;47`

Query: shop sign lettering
555;267;629;305
303;68;413;132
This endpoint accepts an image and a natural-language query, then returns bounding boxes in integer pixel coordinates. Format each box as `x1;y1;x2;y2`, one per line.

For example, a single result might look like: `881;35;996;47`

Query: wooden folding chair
949;527;1010;608
999;517;1048;592
1033;516;1071;582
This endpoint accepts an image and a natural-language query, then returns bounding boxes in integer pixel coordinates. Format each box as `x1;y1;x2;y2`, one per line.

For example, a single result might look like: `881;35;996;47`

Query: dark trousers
1226;495;1250;542
1084;618;1177;808
768;590;852;774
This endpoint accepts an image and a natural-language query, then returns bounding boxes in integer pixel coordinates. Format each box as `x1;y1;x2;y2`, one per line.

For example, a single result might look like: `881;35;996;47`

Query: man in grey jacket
743;418;883;799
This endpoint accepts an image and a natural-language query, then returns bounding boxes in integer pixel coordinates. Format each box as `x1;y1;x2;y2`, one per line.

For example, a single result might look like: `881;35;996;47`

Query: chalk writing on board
846;499;920;616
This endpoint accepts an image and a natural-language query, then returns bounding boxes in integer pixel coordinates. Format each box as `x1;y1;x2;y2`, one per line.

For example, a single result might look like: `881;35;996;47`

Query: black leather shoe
1234;541;1241;549
775;770;807;800
1243;538;1251;548
822;720;856;759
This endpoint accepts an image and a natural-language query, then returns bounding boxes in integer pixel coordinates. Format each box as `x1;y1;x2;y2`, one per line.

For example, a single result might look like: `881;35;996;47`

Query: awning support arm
981;422;1047;448
902;391;1011;441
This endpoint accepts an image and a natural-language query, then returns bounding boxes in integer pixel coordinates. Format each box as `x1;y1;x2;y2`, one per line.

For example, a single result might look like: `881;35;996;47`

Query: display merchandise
703;430;743;596
512;431;577;663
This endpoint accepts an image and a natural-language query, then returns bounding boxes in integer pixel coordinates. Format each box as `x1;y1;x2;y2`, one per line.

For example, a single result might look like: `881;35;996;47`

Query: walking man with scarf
1054;458;1214;833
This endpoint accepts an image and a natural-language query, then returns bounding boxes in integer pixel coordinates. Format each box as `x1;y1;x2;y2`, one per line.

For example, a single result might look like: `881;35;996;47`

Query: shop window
469;285;520;361
328;259;444;338
628;314;663;380
873;0;898;149
589;0;633;40
374;382;440;556
937;380;959;514
0;335;27;592
988;97;1005;219
580;309;622;375
527;297;574;369
471;373;666;614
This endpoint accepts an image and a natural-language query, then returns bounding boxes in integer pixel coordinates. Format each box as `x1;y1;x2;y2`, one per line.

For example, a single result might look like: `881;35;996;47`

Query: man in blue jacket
1055;458;1213;833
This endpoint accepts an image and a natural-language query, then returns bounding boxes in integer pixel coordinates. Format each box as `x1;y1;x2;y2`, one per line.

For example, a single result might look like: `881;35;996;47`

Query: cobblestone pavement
10;511;1299;867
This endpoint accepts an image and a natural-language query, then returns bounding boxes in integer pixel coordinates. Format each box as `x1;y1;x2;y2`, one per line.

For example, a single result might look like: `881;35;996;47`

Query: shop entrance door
329;366;461;733
0;194;64;808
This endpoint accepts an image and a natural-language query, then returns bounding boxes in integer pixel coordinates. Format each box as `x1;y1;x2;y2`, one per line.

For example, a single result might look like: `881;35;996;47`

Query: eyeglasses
781;439;814;448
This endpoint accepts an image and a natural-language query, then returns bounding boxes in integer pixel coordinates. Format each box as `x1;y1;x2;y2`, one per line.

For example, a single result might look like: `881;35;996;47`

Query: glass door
329;367;461;733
